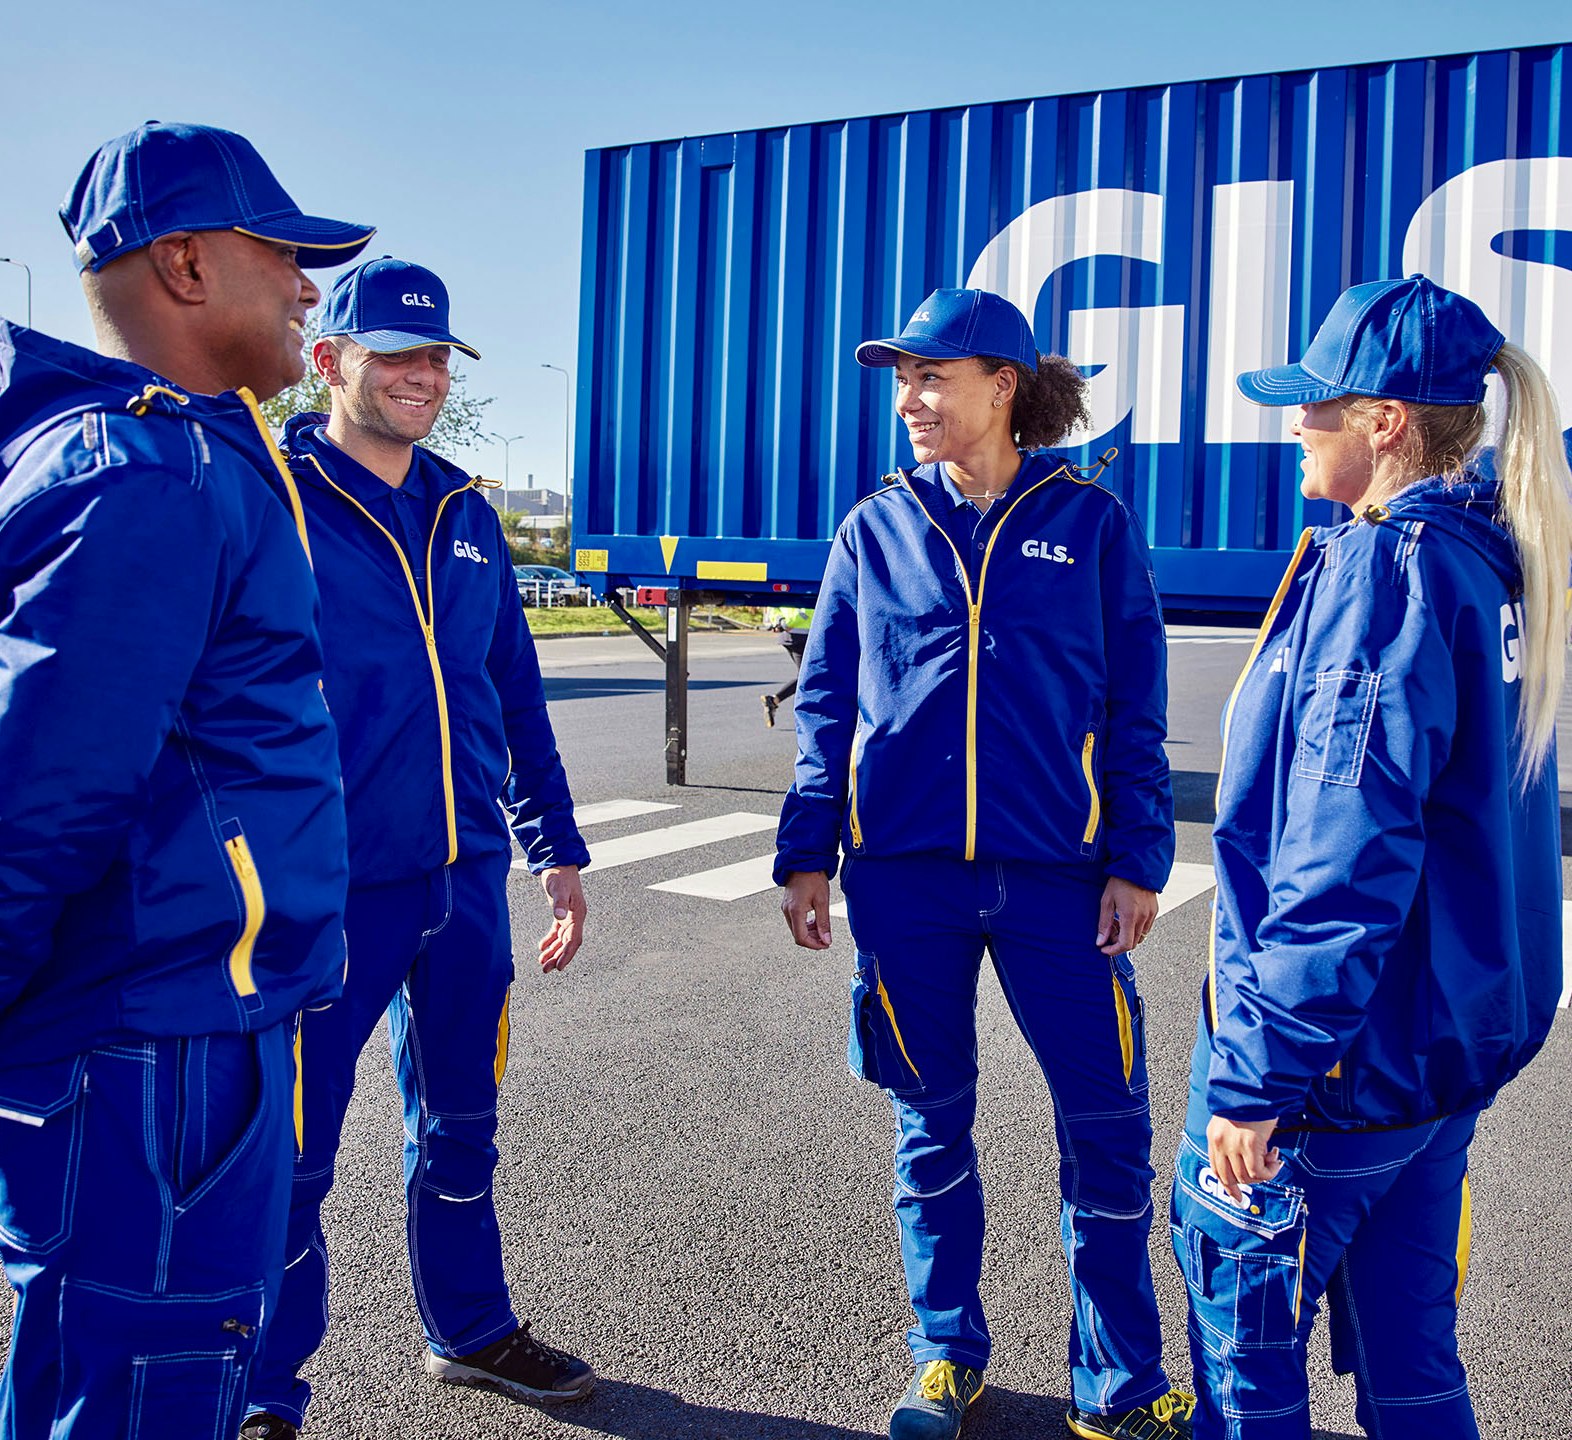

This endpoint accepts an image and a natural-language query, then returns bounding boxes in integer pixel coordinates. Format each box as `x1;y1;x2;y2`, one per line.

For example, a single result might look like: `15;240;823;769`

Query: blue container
572;43;1572;609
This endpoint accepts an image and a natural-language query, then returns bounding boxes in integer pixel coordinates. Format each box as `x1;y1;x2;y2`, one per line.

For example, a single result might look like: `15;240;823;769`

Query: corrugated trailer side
572;42;1572;612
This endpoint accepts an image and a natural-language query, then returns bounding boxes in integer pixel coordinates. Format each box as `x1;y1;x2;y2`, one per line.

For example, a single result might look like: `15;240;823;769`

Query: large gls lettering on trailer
965;159;1572;446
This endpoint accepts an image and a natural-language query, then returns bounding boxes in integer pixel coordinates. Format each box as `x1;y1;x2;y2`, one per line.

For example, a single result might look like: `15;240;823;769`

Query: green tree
260;317;495;461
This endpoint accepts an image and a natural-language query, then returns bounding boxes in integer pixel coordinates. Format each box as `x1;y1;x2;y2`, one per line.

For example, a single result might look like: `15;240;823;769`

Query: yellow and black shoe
238;1415;297;1440
890;1359;985;1440
1066;1387;1195;1439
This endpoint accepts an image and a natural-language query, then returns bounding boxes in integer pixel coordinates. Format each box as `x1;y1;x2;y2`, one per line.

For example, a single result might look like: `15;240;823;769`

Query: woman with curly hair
775;288;1192;1440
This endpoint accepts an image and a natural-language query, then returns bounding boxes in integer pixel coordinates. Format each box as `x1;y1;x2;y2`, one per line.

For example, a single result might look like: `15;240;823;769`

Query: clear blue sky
4;1;1567;487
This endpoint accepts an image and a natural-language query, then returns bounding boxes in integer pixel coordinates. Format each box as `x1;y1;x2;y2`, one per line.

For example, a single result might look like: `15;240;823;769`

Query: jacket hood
1383;474;1520;591
282;411;477;498
0;321;283;469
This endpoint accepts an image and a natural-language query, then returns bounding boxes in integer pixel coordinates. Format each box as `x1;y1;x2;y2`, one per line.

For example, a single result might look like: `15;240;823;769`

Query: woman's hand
1096;876;1157;956
781;871;833;950
1206;1115;1283;1202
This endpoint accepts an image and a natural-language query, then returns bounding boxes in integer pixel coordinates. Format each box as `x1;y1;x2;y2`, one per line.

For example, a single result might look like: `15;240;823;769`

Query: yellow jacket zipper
1209;527;1315;1027
238;389;316;566
904;466;1070;860
307;453;475;865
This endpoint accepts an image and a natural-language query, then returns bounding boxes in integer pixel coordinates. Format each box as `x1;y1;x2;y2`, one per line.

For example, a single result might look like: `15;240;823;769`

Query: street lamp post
541;364;571;546
486;431;524;514
0;258;32;328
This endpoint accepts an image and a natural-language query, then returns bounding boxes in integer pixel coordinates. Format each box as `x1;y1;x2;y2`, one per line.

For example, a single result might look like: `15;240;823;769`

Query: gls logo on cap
402;293;436;308
453;539;488;564
1021;538;1074;564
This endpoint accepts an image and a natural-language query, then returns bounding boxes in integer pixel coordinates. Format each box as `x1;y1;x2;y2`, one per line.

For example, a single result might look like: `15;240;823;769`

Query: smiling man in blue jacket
0;122;372;1435
239;257;592;1439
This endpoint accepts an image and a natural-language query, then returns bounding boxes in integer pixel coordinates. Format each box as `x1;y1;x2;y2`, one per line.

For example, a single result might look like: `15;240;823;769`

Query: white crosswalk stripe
574;798;679;827
1561;902;1572;1008
650;853;777;901
565;812;776;873
1158;862;1217;913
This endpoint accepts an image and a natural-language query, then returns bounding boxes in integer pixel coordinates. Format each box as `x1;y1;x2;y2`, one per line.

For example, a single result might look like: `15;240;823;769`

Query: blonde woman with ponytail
1169;275;1572;1440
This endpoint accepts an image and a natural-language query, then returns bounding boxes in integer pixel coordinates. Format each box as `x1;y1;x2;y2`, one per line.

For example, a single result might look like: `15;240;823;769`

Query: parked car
514;564;584;607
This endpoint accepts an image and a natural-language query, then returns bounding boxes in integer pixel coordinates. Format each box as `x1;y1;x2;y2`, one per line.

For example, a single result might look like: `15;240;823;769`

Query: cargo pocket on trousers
1171;1137;1308;1351
59;1275;263;1437
1110;953;1149;1093
846;952;923;1093
0;1055;88;1255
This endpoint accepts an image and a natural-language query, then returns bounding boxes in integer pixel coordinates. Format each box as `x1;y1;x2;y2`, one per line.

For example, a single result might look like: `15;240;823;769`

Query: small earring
992;399;1002;408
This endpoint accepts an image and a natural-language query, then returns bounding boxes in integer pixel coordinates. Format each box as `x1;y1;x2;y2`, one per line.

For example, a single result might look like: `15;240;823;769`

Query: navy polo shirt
935;462;1016;590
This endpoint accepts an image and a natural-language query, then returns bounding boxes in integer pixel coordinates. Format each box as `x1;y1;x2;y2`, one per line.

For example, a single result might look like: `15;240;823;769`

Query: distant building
482;483;566;532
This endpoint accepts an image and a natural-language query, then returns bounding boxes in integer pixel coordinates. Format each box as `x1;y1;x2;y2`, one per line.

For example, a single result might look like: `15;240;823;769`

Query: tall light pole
486;431;524;515
0;258;32;328
541;364;571;545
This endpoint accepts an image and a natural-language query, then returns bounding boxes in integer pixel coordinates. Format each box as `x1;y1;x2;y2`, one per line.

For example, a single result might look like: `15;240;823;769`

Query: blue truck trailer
571;42;1572;780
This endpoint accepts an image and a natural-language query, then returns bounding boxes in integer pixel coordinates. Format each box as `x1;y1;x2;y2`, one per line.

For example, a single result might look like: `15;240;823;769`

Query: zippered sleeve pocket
220;819;267;1011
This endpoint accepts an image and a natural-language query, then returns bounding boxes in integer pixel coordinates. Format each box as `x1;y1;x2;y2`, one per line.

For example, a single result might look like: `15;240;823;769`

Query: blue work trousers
840;855;1170;1415
1172;1027;1481;1439
246;854;517;1426
0;1027;295;1438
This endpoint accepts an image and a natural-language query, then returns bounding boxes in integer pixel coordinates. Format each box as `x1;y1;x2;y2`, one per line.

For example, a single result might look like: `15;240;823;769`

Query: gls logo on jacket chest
1021;538;1075;564
453;539;488;564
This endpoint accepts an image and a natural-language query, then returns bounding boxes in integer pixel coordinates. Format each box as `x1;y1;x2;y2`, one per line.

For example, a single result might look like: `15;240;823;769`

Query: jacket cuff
771;849;841;888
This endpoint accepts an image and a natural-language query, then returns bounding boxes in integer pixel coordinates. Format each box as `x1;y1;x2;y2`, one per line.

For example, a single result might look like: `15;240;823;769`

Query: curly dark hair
976;352;1090;449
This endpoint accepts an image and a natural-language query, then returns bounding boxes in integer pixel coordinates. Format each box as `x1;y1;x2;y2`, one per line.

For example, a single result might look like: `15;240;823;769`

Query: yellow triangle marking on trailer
660;535;679;573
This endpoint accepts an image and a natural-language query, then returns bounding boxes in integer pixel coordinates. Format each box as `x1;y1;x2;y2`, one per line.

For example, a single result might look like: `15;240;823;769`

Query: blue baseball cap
316;256;480;360
60;121;375;275
1237;274;1504;407
856;288;1038;370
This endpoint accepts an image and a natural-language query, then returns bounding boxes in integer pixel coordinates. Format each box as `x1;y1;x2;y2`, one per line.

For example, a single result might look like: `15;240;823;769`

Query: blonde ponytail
1490;342;1572;783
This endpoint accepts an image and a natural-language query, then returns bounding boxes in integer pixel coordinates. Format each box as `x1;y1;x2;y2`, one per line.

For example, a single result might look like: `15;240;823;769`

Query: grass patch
522;605;764;637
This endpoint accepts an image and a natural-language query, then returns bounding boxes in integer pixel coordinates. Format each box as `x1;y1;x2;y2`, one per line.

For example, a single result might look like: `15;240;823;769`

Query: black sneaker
425;1320;595;1404
238;1415;298;1440
761;693;779;728
1067;1388;1196;1439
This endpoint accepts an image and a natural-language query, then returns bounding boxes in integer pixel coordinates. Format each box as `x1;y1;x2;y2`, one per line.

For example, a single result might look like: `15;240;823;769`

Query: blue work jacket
0;324;348;1067
775;453;1173;890
1206;477;1563;1129
280;416;587;887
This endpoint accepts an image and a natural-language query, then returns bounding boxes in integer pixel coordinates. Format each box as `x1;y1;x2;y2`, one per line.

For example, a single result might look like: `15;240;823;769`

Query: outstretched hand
537;865;585;973
781;871;833;950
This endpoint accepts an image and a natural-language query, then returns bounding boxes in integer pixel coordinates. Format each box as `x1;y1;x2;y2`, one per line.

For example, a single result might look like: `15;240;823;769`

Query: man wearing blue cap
0;121;373;1434
239;257;593;1438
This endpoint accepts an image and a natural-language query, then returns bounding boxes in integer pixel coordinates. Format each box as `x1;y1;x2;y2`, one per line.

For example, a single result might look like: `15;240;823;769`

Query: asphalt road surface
4;625;1568;1439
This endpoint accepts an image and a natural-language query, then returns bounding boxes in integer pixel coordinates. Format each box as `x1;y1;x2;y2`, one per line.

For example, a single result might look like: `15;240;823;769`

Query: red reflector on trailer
636;587;669;606
772;583;791;592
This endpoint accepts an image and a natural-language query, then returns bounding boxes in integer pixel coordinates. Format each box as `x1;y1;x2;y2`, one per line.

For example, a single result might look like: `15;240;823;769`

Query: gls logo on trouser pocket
453;540;489;564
